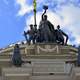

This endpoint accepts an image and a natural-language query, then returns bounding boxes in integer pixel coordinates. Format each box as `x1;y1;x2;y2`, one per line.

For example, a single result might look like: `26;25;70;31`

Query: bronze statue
12;44;23;67
56;25;68;45
23;5;68;45
23;24;36;44
38;5;55;43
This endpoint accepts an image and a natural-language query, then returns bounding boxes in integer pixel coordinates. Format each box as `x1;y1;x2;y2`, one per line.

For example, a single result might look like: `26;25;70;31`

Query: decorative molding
37;45;59;54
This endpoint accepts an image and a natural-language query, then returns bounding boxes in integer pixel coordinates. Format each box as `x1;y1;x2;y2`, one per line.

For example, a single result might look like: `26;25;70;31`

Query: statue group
23;5;68;45
11;6;70;67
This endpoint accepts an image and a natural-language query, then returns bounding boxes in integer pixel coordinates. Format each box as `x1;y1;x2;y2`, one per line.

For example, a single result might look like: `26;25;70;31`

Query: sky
0;0;80;48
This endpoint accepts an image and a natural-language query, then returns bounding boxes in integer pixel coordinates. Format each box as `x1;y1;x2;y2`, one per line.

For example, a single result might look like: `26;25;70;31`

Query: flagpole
33;0;37;29
34;9;36;26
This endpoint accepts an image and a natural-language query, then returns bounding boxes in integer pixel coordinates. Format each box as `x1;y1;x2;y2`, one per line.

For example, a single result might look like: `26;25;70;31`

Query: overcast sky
0;0;80;48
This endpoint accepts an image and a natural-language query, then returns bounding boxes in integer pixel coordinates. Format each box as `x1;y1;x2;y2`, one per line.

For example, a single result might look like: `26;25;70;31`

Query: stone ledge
30;75;70;80
3;73;30;80
5;73;30;76
2;67;32;75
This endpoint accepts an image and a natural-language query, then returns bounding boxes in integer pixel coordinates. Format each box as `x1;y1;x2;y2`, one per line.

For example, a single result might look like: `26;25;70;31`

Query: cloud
58;4;80;26
16;0;33;16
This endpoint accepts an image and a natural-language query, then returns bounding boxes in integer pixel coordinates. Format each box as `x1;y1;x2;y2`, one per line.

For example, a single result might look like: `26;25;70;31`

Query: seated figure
56;25;68;45
12;44;23;67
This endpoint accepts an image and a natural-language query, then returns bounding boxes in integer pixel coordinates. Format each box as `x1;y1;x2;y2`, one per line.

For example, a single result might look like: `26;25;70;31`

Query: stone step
0;59;11;67
2;67;32;75
0;58;73;76
25;55;77;62
0;59;12;75
2;67;32;80
3;73;30;80
0;54;77;63
32;62;72;75
0;54;26;59
25;59;76;62
30;75;70;80
0;58;74;68
1;61;72;75
22;59;72;75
